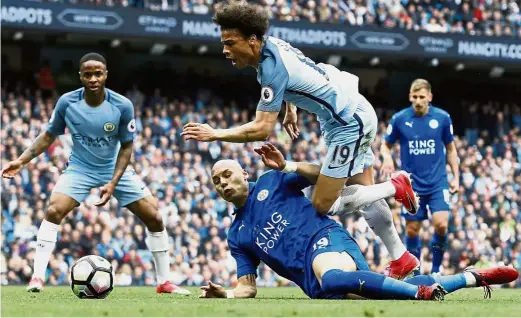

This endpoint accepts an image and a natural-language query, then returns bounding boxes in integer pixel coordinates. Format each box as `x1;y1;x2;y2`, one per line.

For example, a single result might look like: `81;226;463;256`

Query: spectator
29;0;521;37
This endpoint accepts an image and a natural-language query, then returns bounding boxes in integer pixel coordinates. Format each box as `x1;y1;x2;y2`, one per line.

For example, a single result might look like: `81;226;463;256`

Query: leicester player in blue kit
181;2;421;279
199;144;517;300
381;79;460;274
1;53;189;295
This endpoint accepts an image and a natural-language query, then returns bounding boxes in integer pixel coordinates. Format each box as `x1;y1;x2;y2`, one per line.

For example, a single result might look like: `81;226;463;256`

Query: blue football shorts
304;224;369;299
403;188;451;222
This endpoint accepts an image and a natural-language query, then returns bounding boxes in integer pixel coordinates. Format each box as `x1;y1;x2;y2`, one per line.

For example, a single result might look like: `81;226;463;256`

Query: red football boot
464;266;519;298
156;281;191;295
385;251;420;280
416;284;447;301
391;171;419;215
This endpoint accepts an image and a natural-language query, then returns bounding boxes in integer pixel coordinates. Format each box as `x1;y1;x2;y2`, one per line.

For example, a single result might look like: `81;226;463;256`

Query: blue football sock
321;269;418;300
430;232;447;273
405;273;466;293
406;235;421;260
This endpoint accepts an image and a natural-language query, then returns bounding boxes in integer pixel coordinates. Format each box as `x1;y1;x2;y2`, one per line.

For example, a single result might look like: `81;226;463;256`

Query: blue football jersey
385;105;454;195
256;36;361;133
46;88;136;171
227;170;337;297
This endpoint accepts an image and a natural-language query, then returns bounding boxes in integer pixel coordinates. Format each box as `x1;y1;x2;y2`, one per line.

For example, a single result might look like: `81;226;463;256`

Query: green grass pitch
2;286;521;317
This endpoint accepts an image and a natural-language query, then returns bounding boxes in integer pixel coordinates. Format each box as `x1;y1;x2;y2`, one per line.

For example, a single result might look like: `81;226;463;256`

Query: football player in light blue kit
1;53;189;295
381;79;460;274
197;144;517;300
181;2;420;279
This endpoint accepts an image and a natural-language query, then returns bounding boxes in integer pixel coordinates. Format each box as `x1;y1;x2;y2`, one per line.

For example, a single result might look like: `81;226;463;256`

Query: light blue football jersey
256;36;361;132
46;87;136;172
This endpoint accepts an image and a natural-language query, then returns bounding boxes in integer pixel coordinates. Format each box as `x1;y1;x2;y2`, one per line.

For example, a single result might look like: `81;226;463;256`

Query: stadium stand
1;70;520;288
27;0;521;37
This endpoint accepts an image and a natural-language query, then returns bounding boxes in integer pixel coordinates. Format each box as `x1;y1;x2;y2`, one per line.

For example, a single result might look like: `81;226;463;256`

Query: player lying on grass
200;144;518;300
182;2;420;279
1;53;189;295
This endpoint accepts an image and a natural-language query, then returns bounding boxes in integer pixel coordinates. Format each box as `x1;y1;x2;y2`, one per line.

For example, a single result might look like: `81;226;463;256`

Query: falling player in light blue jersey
381;79;460;275
198;144;517;300
181;2;421;279
1;53;189;295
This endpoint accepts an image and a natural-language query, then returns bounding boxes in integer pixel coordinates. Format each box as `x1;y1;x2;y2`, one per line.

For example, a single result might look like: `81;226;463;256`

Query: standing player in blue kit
381;79;460;274
1;53;189;295
198;144;517;300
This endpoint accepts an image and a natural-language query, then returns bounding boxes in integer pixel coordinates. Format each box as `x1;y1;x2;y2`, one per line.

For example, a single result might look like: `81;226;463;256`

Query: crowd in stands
31;0;521;38
1;75;521;288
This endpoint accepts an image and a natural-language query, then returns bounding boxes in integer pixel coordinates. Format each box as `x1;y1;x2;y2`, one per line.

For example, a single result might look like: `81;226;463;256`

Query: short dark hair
212;2;269;39
79;53;106;68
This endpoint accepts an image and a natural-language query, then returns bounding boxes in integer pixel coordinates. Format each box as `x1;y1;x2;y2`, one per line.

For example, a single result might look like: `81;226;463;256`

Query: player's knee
144;212;164;232
406;223;420;237
46;205;67;224
434;223;448;236
312;198;334;215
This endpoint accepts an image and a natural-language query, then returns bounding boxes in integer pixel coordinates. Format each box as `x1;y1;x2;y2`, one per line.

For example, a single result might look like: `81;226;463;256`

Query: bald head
212;159;243;174
211;159;249;207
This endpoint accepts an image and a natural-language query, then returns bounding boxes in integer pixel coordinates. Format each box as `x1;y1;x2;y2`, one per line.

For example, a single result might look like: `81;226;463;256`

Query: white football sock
146;229;170;285
361;199;406;260
33;219;59;280
329;182;396;215
463;272;477;287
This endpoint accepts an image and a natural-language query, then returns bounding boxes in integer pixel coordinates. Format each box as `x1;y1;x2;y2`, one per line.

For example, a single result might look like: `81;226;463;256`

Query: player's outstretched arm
1;132;56;179
182;111;279;143
199;274;257;299
254;143;321;184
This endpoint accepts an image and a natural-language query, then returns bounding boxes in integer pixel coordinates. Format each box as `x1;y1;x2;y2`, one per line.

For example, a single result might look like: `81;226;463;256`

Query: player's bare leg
311;174;347;214
126;196;190;295
430;211;449;274
312;252;444;300
28;193;79;292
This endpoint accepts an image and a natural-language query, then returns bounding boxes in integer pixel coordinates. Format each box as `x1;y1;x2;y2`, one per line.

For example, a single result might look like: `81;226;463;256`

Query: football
70;255;114;299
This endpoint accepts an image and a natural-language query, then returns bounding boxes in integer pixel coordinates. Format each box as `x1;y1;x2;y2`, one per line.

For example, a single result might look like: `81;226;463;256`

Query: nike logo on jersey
405;121;413;128
71;121;81;125
239;224;245;231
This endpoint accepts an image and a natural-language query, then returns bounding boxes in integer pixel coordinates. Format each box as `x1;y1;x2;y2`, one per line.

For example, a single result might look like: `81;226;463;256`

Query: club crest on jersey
104;122;116;132
261;87;274;103
429;119;439;129
257;189;269;201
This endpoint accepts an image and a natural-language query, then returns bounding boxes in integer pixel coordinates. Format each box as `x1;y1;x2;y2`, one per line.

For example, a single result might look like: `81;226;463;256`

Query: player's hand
95;182;116;207
181;123;217;142
1;159;24;179
199;281;226;298
254;143;286;170
283;103;299;140
449;178;459;194
380;155;395;179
